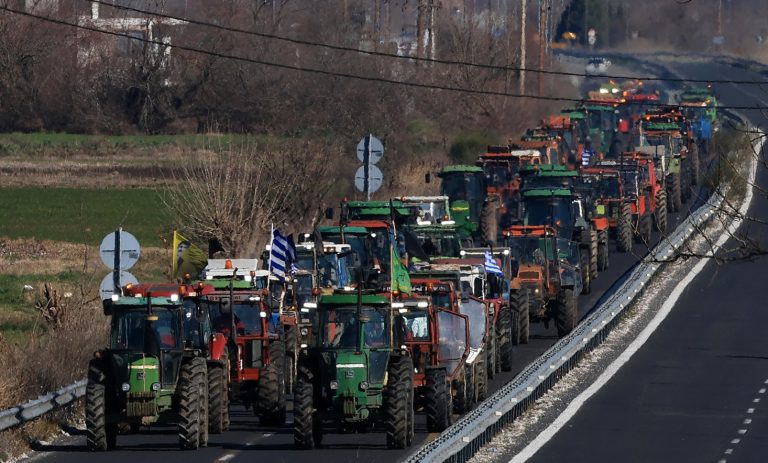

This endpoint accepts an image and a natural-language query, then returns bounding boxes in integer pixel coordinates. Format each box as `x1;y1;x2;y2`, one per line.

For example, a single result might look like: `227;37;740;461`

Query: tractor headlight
534;288;540;294
260;311;267;318
151;382;161;391
330;380;338;390
121;382;131;392
300;327;309;336
359;381;369;391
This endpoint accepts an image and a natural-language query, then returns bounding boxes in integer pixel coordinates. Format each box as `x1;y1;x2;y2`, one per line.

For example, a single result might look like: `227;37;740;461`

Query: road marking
759;388;766;394
725;448;734;454
731;438;740;444
753;398;760;403
506;127;764;463
217;454;236;462
744;418;752;424
262;433;274;437
747;408;755;414
737;429;747;435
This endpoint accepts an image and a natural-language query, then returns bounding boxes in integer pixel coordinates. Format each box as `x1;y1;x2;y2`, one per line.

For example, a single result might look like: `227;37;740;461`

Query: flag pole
267;223;274;295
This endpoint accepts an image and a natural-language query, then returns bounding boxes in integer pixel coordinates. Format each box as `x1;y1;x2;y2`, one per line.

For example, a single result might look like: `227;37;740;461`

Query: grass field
0;187;170;245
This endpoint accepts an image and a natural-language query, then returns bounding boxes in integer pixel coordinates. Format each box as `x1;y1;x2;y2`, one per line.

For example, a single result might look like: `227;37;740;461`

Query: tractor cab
438;165;486;235
399;195;453;226
293;290;415;449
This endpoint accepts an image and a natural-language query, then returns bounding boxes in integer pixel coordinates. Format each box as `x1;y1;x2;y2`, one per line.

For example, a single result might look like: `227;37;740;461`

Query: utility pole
417;0;425;58
519;0;526;94
583;0;588;46
427;0;436;60
537;0;545;96
374;0;380;51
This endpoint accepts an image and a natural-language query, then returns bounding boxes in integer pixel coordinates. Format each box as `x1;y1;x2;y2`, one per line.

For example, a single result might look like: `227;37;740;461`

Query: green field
0;187;171;245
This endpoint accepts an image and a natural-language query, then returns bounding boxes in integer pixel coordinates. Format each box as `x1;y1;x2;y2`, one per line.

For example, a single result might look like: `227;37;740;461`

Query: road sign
100;271;138;301
356;135;384;164
587;28;596;46
354;164;383;195
99;230;141;270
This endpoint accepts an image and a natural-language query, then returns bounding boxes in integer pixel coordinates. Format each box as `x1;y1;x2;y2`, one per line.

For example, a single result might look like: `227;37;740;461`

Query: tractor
437;164;487;241
86;286;214;451
200;259;288;426
502;225;583;337
293;291;414;449
398;294;470;431
635;118;689;212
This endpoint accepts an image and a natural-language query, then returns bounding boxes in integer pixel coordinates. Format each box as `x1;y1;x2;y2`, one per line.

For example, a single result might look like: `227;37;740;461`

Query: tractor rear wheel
453;374;470;414
86;376;114;451
579;247;591;295
617;203;633;252
668;173;682;212
385;356;414;449
425;368;451;432
597;230;609;272
257;340;287;426
480;197;500;247
519;289;531;344
178;357;207;450
555;289;577;338
691;143;701;185
293;371;321;449
284;325;298;395
475;350;488;402
208;354;228;434
654;190;668;233
637;206;652;244
589;229;598;280
500;304;515;371
487;323;496;379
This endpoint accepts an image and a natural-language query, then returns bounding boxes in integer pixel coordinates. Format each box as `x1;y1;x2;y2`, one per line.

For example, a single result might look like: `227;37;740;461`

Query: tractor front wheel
580;247;591;295
86;377;115;451
256;340;287;426
208;355;229;434
293;372;321;449
385;356;414;449
617;203;633;252
668;173;682;212
178;357;207;450
655;190;668;233
425;368;451;432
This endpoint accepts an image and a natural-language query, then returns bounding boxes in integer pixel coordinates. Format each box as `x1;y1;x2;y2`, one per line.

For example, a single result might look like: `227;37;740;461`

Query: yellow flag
172;231;208;279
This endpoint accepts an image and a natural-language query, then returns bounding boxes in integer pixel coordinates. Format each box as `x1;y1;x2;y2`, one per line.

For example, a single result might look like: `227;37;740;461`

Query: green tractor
437;165;486;241
86;291;212;451
293;291;414;449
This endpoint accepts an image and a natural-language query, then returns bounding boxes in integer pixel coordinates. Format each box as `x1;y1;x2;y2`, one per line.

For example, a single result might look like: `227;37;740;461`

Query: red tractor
199;262;287;426
123;282;231;434
397;292;469;431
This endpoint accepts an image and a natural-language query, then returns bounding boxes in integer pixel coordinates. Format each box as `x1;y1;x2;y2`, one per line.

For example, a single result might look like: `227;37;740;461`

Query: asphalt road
526;61;768;463
24;67;711;463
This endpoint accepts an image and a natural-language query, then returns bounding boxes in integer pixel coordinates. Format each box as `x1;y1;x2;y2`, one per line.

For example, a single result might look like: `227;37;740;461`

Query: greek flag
270;229;296;281
582;149;594;167
484;251;504;276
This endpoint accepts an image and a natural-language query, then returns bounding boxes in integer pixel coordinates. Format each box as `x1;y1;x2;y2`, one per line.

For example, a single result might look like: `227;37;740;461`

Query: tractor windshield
437;310;468;377
316;253;351;288
403;310;430;342
441;172;484;221
181;301;211;349
430;292;451;309
295;252;314;272
509;236;547;266
293;274;314;307
620;171;640;197
319;306;390;349
415;232;461;258
524;198;573;228
459;298;486;350
110;308;181;352
483;163;514;188
410;200;449;224
598;176;621;198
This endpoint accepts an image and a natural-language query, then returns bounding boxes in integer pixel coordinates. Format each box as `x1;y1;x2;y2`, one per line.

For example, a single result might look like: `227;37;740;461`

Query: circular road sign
99;230;141;270
356;135;384;164
354;164;383;194
100;271;139;301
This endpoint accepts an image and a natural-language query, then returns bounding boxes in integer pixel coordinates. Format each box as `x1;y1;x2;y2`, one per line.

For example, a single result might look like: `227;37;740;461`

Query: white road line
217;454;236;462
725;449;734;454
738;429;748;435
759;388;765;394
731;438;741;445
507;128;764;463
753;398;760;403
744;418;752;425
262;433;274;438
747;408;755;414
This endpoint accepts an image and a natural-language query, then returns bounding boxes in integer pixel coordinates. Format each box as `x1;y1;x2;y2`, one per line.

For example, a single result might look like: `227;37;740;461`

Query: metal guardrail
404;190;725;463
0;379;86;432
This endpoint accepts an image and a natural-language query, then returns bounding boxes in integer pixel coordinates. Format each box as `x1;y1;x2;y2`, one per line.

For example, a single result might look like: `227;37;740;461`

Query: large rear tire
668;172;682;212
257;340;287;426
475;350;488;402
617;203;633;252
589;229;598;280
597;230;609;272
691;143;701;185
487;323;496;379
579;247;591;295
480;197;500;247
208;357;228;434
654;190;668;233
555;289;577;338
425;368;451;432
385;356;413;449
178;357;207;450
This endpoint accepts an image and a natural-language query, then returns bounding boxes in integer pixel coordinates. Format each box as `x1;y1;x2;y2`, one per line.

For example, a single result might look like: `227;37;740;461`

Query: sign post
355;134;384;200
99;229;141;301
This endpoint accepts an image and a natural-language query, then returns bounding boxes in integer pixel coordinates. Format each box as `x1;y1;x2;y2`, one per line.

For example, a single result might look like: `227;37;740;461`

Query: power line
1;5;767;111
86;0;768;86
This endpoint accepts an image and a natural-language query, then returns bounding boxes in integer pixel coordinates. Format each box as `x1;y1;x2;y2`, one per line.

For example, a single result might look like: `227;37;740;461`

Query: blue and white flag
270;228;296;281
582;149;594;167
484;251;504;276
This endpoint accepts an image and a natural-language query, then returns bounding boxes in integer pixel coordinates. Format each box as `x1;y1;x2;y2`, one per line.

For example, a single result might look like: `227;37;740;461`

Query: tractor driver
364;318;387;348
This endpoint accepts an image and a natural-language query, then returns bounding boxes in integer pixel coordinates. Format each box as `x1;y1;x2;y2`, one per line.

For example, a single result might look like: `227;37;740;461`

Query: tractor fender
209;332;228;362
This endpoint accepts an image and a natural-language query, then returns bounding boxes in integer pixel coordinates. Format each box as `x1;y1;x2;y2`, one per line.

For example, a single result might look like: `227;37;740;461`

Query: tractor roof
503;225;556;237
561;108;586;119
204;279;258;291
522;188;573;198
318;226;371;235
318;293;390;306
349;207;411;217
440;164;483;174
107;295;183;307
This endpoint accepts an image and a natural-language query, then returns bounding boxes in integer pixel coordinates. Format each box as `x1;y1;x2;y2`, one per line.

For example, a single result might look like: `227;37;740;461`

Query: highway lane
525;60;768;463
